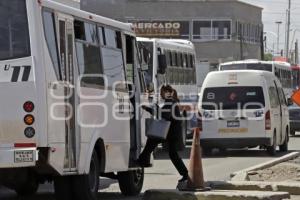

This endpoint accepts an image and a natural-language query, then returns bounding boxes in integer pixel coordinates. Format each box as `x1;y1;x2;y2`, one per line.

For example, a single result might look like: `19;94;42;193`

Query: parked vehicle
198;70;290;156
0;1;149;199
289;104;300;136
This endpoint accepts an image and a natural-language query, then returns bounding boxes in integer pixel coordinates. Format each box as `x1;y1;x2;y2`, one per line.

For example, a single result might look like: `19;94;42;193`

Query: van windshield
0;0;31;60
202;87;265;110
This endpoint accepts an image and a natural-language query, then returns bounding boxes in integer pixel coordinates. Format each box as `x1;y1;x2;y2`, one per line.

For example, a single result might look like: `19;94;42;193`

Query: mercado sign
132;21;190;38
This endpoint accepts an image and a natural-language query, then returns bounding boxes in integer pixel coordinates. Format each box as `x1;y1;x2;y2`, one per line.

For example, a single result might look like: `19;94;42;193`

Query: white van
198;70;290;155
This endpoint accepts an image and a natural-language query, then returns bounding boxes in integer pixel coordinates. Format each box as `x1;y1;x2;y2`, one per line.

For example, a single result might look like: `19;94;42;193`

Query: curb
143;189;290;200
208;180;300;195
230;151;300;181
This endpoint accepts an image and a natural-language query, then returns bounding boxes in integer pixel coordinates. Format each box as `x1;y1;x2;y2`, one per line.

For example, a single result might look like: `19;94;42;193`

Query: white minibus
137;38;198;141
198;70;290;156
0;0;149;199
219;60;293;97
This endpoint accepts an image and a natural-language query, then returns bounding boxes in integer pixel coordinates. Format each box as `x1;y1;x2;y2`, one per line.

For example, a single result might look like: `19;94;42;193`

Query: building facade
81;0;263;68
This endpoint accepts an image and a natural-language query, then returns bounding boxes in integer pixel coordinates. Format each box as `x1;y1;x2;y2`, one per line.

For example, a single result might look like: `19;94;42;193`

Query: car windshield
202;86;265;110
0;0;31;60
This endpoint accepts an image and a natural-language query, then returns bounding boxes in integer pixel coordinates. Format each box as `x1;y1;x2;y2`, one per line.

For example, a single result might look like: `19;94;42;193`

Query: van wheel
54;176;73;200
267;133;277;156
118;168;144;196
279;130;289;152
73;151;100;200
15;172;39;196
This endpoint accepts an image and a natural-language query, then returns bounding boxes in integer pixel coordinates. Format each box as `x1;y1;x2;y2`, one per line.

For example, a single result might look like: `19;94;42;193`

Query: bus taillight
24;114;35;126
265;110;271;130
23;101;34;113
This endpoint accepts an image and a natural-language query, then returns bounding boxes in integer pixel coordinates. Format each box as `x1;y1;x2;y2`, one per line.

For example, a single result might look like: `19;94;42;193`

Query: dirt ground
248;156;300;182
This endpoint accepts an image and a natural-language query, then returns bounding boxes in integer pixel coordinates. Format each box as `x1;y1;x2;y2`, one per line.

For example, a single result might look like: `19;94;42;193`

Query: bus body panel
0;56;39;167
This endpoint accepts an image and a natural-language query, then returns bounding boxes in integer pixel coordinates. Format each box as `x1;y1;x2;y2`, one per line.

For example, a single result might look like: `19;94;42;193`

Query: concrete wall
81;0;263;64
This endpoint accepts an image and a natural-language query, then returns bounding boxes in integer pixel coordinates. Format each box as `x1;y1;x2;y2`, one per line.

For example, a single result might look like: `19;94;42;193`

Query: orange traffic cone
178;128;210;191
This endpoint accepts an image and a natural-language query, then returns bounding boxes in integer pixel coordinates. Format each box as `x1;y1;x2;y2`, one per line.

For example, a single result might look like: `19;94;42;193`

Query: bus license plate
14;150;34;163
227;120;240;128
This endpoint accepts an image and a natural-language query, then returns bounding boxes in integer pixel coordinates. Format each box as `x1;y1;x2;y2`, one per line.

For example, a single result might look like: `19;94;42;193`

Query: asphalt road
1;135;300;200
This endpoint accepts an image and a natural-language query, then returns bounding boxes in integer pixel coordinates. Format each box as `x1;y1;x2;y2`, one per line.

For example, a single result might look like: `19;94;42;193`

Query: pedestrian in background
138;85;189;183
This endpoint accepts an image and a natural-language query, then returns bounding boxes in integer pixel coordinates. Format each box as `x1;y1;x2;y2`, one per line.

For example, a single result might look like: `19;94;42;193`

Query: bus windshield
202;86;265;110
221;63;273;72
0;0;31;60
138;41;153;88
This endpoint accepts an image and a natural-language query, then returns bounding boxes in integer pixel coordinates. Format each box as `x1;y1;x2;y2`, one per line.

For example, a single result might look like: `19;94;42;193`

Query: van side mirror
287;98;293;106
158;55;167;74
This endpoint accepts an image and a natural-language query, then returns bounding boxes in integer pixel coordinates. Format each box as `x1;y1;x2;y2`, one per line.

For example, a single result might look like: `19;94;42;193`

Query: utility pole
296;40;299;64
285;0;291;61
239;24;244;60
275;21;282;56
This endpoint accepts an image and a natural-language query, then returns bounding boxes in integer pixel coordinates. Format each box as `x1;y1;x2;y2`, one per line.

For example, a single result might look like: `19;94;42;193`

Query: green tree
264;53;273;61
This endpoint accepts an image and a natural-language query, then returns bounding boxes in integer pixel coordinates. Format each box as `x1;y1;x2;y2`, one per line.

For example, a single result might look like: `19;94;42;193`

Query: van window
278;88;287;106
202;87;265;110
268;87;280;108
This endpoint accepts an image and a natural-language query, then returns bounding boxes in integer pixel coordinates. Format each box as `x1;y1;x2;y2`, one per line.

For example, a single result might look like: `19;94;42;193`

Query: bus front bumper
0;147;37;168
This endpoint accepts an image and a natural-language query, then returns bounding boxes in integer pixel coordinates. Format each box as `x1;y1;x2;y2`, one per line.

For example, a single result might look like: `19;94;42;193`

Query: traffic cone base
177;128;211;192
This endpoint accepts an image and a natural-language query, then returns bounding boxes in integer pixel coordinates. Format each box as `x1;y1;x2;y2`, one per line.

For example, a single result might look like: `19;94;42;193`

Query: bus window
169;51;173;66
177;53;182;68
174;52;178;66
125;36;134;83
183;54;187;68
42;10;61;80
0;0;31;60
74;20;104;87
171;51;177;67
101;28;126;90
165;50;170;66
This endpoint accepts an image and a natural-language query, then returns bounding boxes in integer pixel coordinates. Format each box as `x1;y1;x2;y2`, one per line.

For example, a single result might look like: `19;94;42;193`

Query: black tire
73;151;100;200
267;133;277;156
54;176;73;200
202;147;212;156
290;130;296;136
279;130;289;152
118;168;144;196
15;173;39;196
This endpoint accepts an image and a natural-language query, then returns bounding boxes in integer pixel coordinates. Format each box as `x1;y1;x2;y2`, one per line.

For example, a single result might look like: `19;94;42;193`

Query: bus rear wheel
118;168;144;196
15;173;39;196
73;151;100;200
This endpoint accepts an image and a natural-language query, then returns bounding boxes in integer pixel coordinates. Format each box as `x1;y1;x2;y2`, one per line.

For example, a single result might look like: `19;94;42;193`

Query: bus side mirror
158;55;167;74
287;98;293;106
147;82;154;93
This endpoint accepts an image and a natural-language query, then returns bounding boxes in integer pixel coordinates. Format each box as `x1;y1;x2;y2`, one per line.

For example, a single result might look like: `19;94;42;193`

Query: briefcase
146;118;171;140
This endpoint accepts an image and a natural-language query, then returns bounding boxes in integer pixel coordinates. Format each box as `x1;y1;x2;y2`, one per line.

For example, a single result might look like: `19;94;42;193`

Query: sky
241;0;300;59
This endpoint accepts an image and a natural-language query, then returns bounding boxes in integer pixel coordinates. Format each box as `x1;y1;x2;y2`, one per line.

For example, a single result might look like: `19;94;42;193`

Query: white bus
219;60;293;97
137;38;198;140
0;0;149;199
